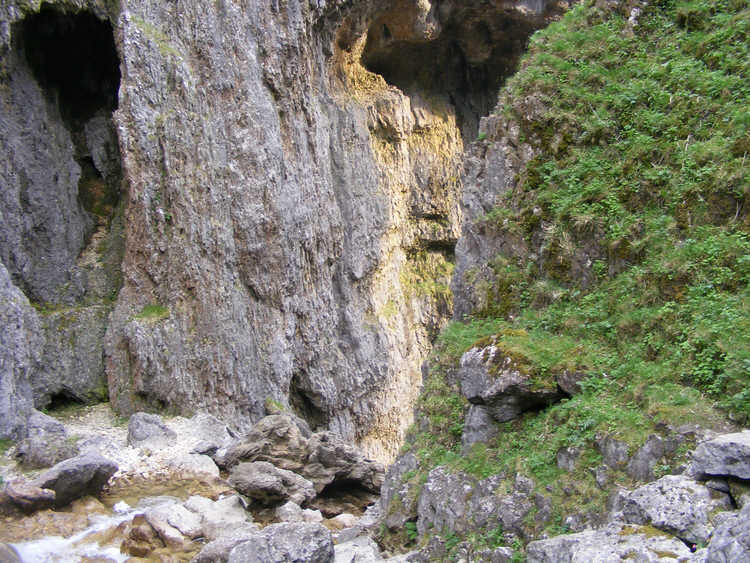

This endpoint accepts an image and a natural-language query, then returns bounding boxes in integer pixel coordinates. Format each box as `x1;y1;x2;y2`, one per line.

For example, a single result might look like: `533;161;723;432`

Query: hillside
380;0;750;557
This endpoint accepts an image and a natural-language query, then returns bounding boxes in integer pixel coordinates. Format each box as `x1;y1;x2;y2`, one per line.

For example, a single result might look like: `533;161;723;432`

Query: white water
10;502;141;563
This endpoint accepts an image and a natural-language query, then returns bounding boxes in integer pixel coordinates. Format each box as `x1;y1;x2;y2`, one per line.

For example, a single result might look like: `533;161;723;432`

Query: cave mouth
360;3;556;140
19;4;120;124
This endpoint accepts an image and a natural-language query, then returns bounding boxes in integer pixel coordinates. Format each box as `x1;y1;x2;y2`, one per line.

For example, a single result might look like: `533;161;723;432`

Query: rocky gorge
1;0;749;561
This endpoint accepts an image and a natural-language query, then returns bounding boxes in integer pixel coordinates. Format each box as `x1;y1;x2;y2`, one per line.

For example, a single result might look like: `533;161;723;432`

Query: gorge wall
0;0;564;460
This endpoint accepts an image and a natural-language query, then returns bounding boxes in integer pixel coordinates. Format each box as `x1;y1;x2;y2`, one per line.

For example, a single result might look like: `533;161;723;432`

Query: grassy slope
390;0;749;553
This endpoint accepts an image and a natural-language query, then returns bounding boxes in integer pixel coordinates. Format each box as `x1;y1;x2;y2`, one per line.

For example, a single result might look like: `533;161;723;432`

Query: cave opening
17;4;123;228
360;2;557;140
19;4;120;124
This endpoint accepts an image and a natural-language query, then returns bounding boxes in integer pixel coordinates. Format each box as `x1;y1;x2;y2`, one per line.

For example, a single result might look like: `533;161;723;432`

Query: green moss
0;438;14;456
134;304;170;321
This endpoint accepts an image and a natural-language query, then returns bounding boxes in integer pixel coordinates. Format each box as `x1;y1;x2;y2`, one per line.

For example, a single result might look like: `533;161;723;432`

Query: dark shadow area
19;4;120;123
290;373;329;431
361;4;557;139
309;478;379;517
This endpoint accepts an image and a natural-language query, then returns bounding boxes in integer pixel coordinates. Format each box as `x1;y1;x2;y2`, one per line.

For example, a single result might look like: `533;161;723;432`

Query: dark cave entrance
17;4;123;228
360;3;559;140
19;5;120;124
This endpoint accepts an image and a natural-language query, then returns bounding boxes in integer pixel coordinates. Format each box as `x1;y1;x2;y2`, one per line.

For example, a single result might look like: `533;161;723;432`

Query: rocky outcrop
459;344;565;423
706;503;750;563
691;432;750;479
227;522;334;563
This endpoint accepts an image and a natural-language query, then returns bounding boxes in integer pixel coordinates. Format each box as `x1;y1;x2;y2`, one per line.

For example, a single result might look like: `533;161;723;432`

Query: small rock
474;546;513;563
595;434;629;468
127;412;177;449
593;465;609;489
168;453;220;478
198;495;251;541
145;504;188;548
30;452;117;507
168;503;204;539
728;478;750;508
303;508;324;523
192;440;219;456
626;434;679;481
121;514;164;558
275;501;304;522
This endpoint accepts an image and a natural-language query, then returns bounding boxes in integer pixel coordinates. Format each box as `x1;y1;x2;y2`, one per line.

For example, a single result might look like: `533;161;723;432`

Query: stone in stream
227;522;334;563
184;494;251;541
4;480;55;512
30;452;117;507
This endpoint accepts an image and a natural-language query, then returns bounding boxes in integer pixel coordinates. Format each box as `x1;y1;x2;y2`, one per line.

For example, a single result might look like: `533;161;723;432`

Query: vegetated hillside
384;0;749;552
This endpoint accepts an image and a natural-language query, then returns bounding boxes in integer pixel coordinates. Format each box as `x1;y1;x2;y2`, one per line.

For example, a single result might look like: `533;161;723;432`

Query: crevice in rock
309;479;379;517
45;391;85;413
360;2;556;140
290;374;328;431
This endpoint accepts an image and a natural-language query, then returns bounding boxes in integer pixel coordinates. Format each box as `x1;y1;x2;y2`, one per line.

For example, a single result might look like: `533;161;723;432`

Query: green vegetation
134;303;170;321
391;0;749;550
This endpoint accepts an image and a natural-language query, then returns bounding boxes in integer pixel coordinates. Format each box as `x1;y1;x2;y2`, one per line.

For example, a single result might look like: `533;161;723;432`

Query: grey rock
192;440;220;456
556;371;586;396
461;404;498;451
276;501;304;522
706;503;750;563
379;452;419;530
459;346;564;423
14;410;78;468
0;543;21;563
704;478;730;494
229;461;316;506
334;535;383;562
222;414;311;471
417;466;478;537
474;547;513;563
191;523;261;563
228;522;334;563
593;465;609;489
0;263;38;440
626;434;680;482
526;522;696;562
167;504;204;539
692;432;750;480
167;453;220;478
4;480;55;512
556;446;581;472
728;478;750;508
618;475;732;544
595;434;630;469
145;503;188;548
304;508;325;523
127;412;177;449
304;431;385;493
184;494;252;541
30;452;117;507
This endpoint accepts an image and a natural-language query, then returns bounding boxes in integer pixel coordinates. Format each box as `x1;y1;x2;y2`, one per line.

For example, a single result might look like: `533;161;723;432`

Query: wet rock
626;434;679;481
526;522;696;562
379;452;419;530
127;412;177;449
459;346;564;423
334;534;383;562
461;404;498;451
616;474;732;544
227;522;334;563
229;460;316;506
706;503;750;563
594;434;629;469
692;431;750;480
556;446;581;472
167;504;204;539
5;480;55;512
30;452;117;507
191;522;261;563
0;543;22;563
145;504;188;548
121;514;165;558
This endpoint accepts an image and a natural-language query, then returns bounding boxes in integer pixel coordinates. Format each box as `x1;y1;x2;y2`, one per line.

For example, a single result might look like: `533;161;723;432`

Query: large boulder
229;461;316;506
4;480;55;512
458;345;564;423
30;452;117;507
304;432;385;493
14;410;78;468
222;415;312;472
526;522;697;562
692;432;750;480
616;474;732;544
706;503;750;562
127;412;177;449
227;522;334;563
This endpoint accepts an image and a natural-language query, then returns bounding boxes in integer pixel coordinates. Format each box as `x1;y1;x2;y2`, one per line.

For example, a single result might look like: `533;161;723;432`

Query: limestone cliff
0;0;563;460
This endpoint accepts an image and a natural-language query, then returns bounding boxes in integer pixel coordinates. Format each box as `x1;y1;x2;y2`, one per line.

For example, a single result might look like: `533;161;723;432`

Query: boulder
616;474;732;544
328;512;359;530
5;480;55;512
145;504;188;548
706;503;750;563
458;346;564;423
127;412;177;449
334;535;383;562
229;461;316;506
461;405;498;451
304;432;385;493
227;522;334;563
692;432;750;480
625;434;680;481
526;522;696;562
222;415;310;471
167;453;220;478
184;494;251;541
594;434;629;469
416;466;477;537
14;410;78;468
30;452;117;507
191;523;261;563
